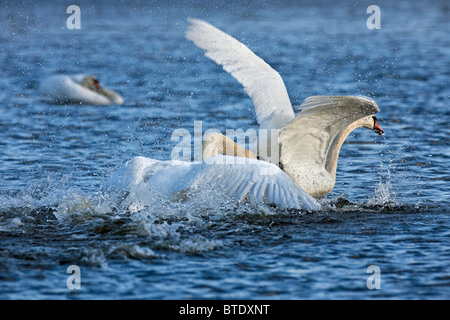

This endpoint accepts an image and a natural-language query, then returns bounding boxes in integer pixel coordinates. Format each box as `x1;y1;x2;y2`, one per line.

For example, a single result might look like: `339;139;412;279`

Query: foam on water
0;155;447;299
0;160;419;245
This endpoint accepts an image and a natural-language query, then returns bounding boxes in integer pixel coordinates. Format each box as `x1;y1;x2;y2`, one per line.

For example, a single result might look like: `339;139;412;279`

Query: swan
106;18;385;212
40;74;124;105
185;18;385;198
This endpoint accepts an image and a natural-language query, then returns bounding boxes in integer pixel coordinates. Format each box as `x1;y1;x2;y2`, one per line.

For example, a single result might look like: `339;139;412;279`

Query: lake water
0;0;448;300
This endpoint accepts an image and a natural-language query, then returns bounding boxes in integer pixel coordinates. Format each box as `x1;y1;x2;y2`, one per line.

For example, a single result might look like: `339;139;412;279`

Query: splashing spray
368;157;396;207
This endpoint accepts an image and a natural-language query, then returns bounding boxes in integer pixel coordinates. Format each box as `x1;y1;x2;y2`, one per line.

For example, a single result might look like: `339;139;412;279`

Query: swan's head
82;75;124;104
372;116;384;135
82;75;103;91
360;115;384;135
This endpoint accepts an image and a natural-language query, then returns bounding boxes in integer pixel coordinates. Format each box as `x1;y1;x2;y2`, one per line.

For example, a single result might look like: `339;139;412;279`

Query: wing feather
279;95;380;197
186;18;295;129
108;156;320;211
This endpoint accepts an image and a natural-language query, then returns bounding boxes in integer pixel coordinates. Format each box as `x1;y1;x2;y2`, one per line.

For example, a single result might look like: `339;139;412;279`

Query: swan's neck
325;116;372;180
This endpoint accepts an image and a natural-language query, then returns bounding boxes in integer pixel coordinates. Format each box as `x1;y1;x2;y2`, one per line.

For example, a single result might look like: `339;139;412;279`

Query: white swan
107;18;385;212
185;18;384;198
40;74;124;105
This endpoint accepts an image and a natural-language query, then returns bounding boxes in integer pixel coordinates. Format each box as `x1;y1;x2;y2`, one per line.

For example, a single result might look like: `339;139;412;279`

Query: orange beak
93;79;102;90
373;117;384;135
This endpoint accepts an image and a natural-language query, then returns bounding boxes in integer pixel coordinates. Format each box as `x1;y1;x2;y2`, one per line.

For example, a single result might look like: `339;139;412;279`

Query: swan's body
185;18;384;199
109;134;319;211
41;74;124;105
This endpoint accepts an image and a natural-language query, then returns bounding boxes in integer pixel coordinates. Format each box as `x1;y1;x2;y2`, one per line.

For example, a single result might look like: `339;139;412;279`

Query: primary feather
186;18;295;129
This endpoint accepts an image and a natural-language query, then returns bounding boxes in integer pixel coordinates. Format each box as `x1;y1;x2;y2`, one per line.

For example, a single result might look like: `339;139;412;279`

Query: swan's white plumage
40;74;123;105
282;95;379;171
107;155;320;211
186;18;383;199
186;18;295;130
279;95;380;197
105;19;383;211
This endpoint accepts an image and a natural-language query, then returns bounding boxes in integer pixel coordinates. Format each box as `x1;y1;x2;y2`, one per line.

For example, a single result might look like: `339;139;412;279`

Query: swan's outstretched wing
185;18;295;129
106;156;320;211
279;95;380;197
192;156;320;210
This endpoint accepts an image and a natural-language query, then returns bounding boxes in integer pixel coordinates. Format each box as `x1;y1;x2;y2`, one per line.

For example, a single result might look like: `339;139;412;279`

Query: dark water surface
0;0;449;299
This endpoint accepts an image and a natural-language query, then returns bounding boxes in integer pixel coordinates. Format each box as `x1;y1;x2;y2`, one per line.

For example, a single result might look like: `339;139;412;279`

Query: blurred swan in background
41;74;124;105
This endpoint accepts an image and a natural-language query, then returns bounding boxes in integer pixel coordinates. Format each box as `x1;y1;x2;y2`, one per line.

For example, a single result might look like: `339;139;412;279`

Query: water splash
0;154;426;267
368;160;396;207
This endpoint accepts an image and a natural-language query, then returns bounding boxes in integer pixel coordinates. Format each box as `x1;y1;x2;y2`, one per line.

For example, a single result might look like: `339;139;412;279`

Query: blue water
0;0;449;300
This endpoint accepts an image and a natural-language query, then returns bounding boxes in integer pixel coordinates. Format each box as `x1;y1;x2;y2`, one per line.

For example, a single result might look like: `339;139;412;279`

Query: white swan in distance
40;74;124;105
108;18;385;212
